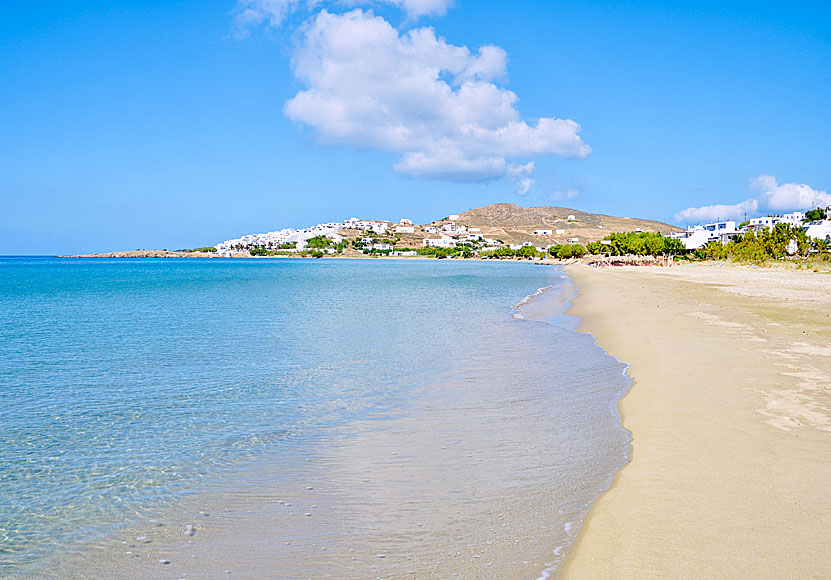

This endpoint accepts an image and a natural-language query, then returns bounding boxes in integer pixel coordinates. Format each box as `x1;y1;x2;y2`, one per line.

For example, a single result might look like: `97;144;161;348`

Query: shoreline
39;264;629;580
67;250;568;264
559;262;831;578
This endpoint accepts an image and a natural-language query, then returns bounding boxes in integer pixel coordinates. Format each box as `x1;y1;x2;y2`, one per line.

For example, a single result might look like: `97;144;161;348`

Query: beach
560;263;831;579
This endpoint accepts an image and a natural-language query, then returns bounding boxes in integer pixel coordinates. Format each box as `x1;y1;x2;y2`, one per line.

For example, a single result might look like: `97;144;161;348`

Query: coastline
559;263;831;578
26;261;628;580
68;250;574;264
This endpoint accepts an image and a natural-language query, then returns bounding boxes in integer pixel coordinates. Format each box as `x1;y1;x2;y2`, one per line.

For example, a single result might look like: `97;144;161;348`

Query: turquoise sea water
0;257;629;577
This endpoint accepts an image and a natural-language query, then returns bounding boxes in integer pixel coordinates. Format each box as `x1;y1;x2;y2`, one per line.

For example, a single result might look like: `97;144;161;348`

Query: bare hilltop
435;203;681;245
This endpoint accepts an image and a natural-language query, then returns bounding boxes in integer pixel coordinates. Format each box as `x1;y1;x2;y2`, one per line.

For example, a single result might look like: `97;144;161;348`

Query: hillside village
214;203;682;258
669;209;831;250
79;203;831;260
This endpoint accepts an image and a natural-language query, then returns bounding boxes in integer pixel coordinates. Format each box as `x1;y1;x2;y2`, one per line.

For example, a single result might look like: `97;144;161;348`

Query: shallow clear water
0;257;629;577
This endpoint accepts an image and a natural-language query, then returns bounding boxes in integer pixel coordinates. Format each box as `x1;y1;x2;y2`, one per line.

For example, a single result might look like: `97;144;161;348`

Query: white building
534;229;553;235
781;212;806;226
423;226;437;234
399;218;413;225
395;225;415;234
748;216;779;230
216;218;351;253
567;215;576;222
423;236;455;248
671;220;737;250
804;220;831;241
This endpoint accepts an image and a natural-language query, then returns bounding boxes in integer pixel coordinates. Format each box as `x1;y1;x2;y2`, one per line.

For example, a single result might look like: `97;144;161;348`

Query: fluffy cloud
284;9;590;191
234;0;303;31
674;175;829;223
674;199;759;223
234;0;452;31
382;0;453;18
750;174;831;211
551;187;580;200
506;162;535;196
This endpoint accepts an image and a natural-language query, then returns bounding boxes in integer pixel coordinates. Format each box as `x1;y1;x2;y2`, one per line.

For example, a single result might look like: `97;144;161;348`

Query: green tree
307;236;334;249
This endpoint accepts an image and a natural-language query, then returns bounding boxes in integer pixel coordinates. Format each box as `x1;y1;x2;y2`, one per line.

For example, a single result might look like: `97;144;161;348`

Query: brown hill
430;203;681;246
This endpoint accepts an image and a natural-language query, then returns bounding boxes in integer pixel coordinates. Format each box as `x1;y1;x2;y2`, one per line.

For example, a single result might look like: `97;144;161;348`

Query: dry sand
560;262;831;579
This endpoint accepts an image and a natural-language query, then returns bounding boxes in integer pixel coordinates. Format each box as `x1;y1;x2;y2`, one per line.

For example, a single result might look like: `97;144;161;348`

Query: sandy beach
560;263;831;579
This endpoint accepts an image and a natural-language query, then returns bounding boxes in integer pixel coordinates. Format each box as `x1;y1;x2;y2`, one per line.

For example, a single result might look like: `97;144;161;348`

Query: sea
0;257;630;579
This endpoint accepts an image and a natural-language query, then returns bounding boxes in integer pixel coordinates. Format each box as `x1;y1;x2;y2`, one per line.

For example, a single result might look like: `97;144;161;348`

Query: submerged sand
560;263;831;579
50;279;627;580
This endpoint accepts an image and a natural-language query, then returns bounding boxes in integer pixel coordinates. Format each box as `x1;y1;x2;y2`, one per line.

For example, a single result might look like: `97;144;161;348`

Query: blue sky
1;0;829;254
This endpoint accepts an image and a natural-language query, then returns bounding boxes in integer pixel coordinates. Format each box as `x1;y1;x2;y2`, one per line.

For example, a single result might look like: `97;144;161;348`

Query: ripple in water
0;257;629;578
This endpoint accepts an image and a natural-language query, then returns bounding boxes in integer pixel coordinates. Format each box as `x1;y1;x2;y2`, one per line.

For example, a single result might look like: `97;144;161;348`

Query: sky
1;0;829;254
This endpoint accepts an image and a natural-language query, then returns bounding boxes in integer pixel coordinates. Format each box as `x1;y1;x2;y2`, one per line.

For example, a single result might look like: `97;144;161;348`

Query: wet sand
560;263;831;579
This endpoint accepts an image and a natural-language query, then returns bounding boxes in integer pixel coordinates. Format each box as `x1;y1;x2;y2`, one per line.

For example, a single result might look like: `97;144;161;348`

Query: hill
431;203;681;246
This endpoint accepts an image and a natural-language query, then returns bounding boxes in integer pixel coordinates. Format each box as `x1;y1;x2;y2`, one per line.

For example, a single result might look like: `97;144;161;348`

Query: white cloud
674;199;759;223
284;9;590;186
750;174;831;211
383;0;453;18
234;0;452;31
507;162;534;195
675;175;829;224
551;187;580;200
234;0;303;32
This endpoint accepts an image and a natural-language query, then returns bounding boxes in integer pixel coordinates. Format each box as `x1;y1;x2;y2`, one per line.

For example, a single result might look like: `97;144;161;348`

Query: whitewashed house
671;220;737;250
804;220;831;241
534;229;553;235
424;226;437;234
781;212;806;226
423;236;455;248
395;225;415;234
748;216;779;230
399;218;413;225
